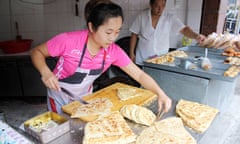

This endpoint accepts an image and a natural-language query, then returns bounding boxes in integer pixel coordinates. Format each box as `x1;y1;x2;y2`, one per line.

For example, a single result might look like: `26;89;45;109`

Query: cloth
130;9;185;65
46;30;131;113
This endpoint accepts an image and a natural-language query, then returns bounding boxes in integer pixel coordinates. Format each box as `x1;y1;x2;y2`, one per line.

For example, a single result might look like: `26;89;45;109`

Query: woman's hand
157;94;172;113
41;71;60;91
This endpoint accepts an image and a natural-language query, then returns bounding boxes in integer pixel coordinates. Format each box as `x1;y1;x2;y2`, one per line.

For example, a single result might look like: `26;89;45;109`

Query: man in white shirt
129;0;205;65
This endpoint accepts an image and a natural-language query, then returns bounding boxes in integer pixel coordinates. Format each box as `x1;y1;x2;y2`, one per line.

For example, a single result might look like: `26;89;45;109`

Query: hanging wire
18;0;57;5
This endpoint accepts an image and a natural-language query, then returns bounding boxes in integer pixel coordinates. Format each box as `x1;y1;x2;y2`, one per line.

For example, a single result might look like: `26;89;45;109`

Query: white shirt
130;9;185;65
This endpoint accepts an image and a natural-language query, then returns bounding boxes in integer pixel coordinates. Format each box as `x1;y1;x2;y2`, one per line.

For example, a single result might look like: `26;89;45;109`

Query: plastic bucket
0;39;33;54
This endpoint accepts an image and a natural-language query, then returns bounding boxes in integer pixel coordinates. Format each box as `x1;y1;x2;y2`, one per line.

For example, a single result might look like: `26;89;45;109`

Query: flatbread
224;57;240;65
224;65;240;77
176;99;219;133
167;50;188;58
83;111;137;144
120;104;156;126
136;117;196;144
117;87;140;101
71;98;113;119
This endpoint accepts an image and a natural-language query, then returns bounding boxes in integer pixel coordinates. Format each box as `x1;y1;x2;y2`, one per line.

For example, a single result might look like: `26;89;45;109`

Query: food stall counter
143;46;239;112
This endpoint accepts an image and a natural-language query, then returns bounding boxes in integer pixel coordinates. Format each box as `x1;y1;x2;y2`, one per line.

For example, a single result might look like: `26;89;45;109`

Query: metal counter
10;100;231;144
47;100;206;144
143;46;238;112
144;46;234;82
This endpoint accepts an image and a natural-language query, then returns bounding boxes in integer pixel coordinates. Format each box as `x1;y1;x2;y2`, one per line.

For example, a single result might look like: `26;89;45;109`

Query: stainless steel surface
143;46;234;82
24;112;70;144
48;100;205;143
49;118;85;144
1;78;240;143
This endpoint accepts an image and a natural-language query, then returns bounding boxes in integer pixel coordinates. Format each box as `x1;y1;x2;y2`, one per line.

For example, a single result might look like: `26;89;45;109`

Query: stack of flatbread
199;32;239;49
136;117;196;144
146;50;188;64
222;47;240;57
120;104;156;126
146;55;175;64
167;50;188;58
176;99;219;133
71;98;113;120
224;56;240;65
224;65;240;77
83;111;137;144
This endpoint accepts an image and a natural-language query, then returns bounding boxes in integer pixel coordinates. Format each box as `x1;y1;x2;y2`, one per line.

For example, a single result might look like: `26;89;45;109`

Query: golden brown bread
136;117;196;144
176;99;219;133
199;32;218;47
120;104;156;126
222;47;240;57
83;111;136;144
146;50;187;64
71;98;113;121
117;87;139;101
224;65;240;77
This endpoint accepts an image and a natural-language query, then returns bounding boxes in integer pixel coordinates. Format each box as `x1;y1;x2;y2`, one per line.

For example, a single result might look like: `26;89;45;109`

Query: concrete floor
0;77;240;144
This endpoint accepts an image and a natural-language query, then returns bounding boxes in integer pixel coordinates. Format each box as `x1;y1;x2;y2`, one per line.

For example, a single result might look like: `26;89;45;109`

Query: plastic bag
201;57;212;70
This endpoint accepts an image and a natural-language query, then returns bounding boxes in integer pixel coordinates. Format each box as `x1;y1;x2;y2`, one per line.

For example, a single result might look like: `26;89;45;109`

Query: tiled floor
0;77;240;144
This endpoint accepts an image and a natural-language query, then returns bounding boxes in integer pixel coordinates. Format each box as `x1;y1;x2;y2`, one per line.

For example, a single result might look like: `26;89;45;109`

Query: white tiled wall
0;0;203;48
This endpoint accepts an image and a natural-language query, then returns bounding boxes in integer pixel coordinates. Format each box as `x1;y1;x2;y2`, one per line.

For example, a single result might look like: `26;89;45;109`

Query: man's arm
129;33;138;62
180;26;206;43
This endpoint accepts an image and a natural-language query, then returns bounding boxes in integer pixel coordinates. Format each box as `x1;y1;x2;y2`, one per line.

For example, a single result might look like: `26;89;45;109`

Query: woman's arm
30;43;60;91
121;62;172;112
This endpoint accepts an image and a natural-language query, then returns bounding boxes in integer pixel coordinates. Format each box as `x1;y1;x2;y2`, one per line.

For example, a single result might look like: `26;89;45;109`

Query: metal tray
24;111;70;143
144;46;236;82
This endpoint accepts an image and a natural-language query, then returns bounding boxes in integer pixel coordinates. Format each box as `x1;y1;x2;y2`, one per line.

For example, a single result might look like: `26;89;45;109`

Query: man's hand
196;34;206;44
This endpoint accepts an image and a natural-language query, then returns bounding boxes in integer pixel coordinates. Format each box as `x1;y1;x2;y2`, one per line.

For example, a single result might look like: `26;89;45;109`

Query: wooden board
62;82;157;121
83;82;157;111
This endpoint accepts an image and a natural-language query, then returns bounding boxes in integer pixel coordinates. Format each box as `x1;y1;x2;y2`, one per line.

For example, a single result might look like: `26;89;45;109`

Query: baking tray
178;46;225;55
144;46;236;82
24;111;70;143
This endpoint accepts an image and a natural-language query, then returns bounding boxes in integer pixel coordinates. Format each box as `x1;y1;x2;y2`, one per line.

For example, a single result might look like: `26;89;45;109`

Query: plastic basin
0;39;33;54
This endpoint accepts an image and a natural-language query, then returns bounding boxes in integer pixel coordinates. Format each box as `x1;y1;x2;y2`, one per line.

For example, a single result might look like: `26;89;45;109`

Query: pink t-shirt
46;30;131;79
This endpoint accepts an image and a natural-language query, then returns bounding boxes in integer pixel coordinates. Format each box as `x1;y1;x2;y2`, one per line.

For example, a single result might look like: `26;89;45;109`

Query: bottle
182;36;192;46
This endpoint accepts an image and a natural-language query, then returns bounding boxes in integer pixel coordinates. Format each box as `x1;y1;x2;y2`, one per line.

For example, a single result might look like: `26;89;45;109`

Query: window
224;0;240;34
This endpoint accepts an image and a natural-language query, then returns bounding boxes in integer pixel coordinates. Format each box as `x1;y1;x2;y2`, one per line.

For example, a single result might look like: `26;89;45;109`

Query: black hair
150;0;166;5
87;3;123;31
150;0;155;5
84;0;112;21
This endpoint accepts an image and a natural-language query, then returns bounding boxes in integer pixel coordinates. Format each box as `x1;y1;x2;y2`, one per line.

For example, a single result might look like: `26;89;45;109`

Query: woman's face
90;16;122;48
151;0;166;16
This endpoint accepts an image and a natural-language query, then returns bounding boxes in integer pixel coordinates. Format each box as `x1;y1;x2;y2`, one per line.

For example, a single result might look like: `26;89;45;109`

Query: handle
15;22;19;35
205;48;208;58
75;4;79;16
75;0;79;16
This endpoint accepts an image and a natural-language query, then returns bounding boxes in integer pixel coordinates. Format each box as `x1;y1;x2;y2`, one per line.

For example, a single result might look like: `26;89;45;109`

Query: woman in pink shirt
30;2;171;114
